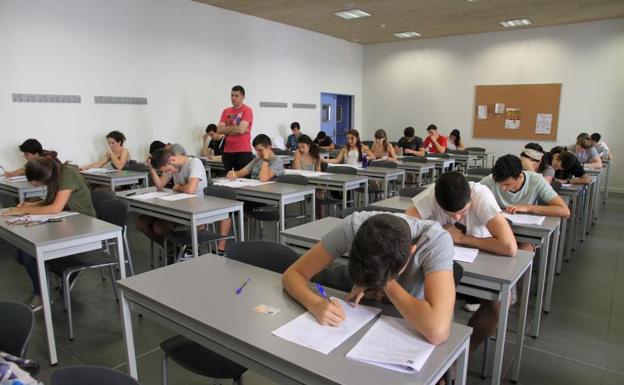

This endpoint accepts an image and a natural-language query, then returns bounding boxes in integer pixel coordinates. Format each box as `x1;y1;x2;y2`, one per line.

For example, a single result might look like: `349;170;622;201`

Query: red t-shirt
219;104;253;153
423;135;448;153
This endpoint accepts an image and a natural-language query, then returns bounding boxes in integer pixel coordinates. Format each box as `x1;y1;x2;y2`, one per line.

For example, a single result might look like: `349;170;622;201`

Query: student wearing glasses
80;130;130;171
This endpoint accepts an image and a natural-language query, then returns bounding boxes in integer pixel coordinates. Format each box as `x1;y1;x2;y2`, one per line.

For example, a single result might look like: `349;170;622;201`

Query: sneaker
463;302;481;312
29;295;43;312
178;251;194;262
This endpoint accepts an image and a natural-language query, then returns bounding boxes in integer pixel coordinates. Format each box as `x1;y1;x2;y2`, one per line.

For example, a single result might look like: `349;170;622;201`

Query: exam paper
212;178;275;188
83;168;116;173
453;246;479;263
0;175;28;182
346;316;435;373
127;191;174;200
158;193;197;201
502;213;545;225
272;298;381;355
284;169;330;178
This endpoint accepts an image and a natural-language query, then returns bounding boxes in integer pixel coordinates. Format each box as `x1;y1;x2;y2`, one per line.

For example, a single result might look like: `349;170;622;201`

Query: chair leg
99;267;106;281
124;230;135;276
232;213;238;242
110;265;119;301
64;272;74;340
481;336;490;378
161;354;169;385
150;240;155;268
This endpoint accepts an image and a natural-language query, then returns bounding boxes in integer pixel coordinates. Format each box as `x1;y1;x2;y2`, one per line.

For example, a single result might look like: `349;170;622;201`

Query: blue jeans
14;250;40;295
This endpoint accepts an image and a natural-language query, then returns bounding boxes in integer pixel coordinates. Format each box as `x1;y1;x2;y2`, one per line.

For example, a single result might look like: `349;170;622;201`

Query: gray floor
0;194;622;385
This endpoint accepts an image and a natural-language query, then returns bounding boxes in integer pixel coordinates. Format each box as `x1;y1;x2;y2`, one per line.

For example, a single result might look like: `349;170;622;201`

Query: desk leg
383;176;389;200
143;176;149;188
364;180;369;206
531;235;549;338
544;226;560;313
401;173;405;189
491;284;511;385
455;339;469;385
19;191;26;203
417;171;423;186
120;289;138;378
238;207;245;241
280;198;286;232
37;253;58;365
191;217;199;258
310;192;316;222
512;263;532;383
342;186;348;215
556;217;567;275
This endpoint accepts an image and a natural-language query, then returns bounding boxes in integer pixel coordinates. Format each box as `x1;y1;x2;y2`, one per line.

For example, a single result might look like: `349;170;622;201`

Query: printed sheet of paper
535;113;552;135
502;213;545;225
127;191;174;200
158;193;197;201
83;168;116;173
0;175;28;182
453;246;479;263
284;169;330;178
346;316;435;373
477;105;488;120
212;178;275;188
272;298;381;355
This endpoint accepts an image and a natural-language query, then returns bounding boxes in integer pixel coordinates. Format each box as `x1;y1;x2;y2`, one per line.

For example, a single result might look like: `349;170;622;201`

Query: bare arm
173;177;200;194
148;167;172;189
110;149;129;170
320;143;335;151
81;154;109;171
4;167;25;177
386;144;398;161
257;159;276;182
323;148;345;164
446;214;517;256
431;137;446;153
404;147;425;156
292;151;302;170
505;195;570;218
226;166;251;180
458;139;466;150
571;173;591;185
3;189;72;215
217;120;250;135
200;135;212;158
584;155;602;169
384;271;455;345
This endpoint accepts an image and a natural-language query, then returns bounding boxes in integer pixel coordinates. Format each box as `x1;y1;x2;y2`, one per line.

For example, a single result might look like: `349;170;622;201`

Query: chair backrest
51;366;141;385
465;147;486;152
402;156;427;163
466;175;485;183
399;185;427;197
426;153;450;159
204;185;237;201
453;261;464;286
550;180;562;193
320;162;329;172
276;174;309;185
467;167;492;176
98;199;129;228
362;140;373;147
327;166;357;175
225;241;300;274
369;160;398;169
447;149;469;155
124;161;149;173
273;149;294;156
0;302;34;357
90;190;117;218
390;141;398;147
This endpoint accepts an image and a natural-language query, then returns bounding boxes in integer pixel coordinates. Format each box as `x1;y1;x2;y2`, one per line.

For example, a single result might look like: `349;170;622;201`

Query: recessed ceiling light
499;18;533;28
334;9;371;20
393;31;421;38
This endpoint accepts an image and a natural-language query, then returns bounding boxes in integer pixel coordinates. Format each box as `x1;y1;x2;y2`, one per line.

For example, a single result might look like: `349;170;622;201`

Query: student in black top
314;131;335;150
396;126;424;156
201;123;226;158
547;146;590;185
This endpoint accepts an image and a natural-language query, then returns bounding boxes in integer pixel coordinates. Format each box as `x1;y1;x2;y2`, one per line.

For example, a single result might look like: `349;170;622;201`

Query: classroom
0;1;622;384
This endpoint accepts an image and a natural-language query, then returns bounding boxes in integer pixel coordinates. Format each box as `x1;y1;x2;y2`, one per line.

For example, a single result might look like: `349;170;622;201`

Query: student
80;130;130;171
405;172;517;352
201;124;225;158
149;141;187;156
396;126;424;156
448;129;465;150
520;143;555;183
369;129;397;161
282;211;456;345
285;122;302;151
3;139;45;177
423;124;448;154
226;134;284;182
292;134;321;171
314;131;335;151
590;133;611;160
568;135;602;169
481;155;570;219
323;129;373;166
548;147;591;185
1;156;96;310
217;85;254;172
137;148;216;248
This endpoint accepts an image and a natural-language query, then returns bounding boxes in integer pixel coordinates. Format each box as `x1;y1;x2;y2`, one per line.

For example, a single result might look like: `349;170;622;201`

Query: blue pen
236;278;250;295
315;283;331;302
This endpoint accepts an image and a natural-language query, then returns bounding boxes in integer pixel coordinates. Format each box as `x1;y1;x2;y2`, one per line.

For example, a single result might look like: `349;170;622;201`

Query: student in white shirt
405;172;517;353
591;133;611;161
323;129;373;166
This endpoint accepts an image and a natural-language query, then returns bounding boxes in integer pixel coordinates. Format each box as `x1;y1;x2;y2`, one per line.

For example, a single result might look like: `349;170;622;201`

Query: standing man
423;124;448;154
218;85;254;172
286;122;302;150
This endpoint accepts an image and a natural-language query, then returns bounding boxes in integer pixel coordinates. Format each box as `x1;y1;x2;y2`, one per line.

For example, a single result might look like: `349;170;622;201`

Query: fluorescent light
499;19;533;28
393;31;421;38
334;9;371;20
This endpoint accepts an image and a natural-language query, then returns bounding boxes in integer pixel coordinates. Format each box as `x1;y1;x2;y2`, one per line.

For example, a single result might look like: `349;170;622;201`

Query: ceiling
193;0;624;44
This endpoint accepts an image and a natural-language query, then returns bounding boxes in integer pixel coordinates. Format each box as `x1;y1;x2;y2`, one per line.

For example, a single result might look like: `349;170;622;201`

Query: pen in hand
315;283;331;303
236;278;250;295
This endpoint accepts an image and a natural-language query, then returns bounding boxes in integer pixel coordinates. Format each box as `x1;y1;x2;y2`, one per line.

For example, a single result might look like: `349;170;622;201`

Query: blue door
320;93;353;147
335;95;352;146
320;93;336;142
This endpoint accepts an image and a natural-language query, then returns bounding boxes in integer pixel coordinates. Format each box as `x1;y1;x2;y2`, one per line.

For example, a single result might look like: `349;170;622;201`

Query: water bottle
362;156;368;168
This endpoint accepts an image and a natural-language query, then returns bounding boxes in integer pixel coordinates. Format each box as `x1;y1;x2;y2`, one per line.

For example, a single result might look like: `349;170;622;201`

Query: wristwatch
263;158;270;162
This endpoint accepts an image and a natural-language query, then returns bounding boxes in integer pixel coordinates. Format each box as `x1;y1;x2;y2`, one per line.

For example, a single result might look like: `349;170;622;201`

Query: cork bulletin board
473;83;561;141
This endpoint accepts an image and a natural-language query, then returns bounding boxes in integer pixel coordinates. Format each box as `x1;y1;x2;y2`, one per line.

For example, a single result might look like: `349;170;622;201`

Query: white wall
0;0;362;168
363;19;624;191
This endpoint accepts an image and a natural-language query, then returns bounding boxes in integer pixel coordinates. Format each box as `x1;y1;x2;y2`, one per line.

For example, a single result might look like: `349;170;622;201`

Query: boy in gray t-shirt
226;134;284;181
282;211;456;345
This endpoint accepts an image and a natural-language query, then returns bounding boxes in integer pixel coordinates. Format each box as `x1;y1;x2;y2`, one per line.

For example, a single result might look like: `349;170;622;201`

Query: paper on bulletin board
478;105;488;120
504;108;521;129
535;113;552;134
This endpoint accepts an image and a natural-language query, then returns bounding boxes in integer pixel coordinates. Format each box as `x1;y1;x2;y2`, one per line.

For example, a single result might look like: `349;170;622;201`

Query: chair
273;148;294;156
399;185;426;197
402;155;428;163
324;166;361;215
164;186;239;261
467;167;492;176
447;149;469;155
246;175;309;241
123;160;150;173
48;199;134;340
425;153;450;158
367;160;399;201
0;302;34;357
51;365;141;385
161;242;298;385
465;147;486;152
91;190;117;218
369;160;397;169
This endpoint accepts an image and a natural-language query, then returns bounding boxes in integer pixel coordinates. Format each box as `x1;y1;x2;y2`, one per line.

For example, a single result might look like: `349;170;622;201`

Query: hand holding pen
310;283;345;327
